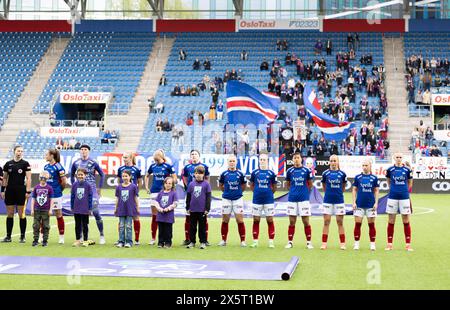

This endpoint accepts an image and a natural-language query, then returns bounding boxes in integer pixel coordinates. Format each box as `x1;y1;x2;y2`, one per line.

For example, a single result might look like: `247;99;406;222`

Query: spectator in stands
209;102;216;121
193;58;201;70
154;101;164;114
102;130;112;144
330;140;339;155
349;48;356;60
415;90;424;106
276;39;282;51
314;39;323;55
162;118;172;132
56;137;64;150
214;76;224;91
109;131;118;144
171;84;181;96
326;38;332;56
347;33;354;50
260;59;269;71
230;68;238;80
191;84;199;96
216;100;224;120
241;50;248;61
354;33;360;50
277;107;287;121
430;145;443;157
198;112;205;126
156;118;163;132
159;74;167;86
422;73;432;91
360;122;368;146
74;141;81;150
179;49;187;61
425;127;434;147
282;40;289;51
422;89;432;105
148;97;155;113
202;74;211;91
203;58;211;70
211;88;219;104
69;137;77;150
171;127;179;147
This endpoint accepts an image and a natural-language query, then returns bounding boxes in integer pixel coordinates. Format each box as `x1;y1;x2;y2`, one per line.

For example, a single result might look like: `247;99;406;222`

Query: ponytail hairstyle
48;148;61;163
362;159;373;175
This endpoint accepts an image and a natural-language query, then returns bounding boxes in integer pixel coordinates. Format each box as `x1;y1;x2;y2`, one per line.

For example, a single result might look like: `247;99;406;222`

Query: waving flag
304;84;354;141
226;81;280;125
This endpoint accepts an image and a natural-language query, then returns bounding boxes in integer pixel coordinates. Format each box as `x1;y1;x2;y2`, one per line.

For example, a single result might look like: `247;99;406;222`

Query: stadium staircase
111;36;175;154
0;37;70;157
383;35;411;155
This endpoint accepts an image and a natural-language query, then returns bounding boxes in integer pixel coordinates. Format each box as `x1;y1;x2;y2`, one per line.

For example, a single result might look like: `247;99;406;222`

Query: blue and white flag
226;81;280;125
304;84;354;141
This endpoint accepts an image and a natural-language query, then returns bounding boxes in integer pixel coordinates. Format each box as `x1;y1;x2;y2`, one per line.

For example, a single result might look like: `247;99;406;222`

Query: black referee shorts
5;186;27;206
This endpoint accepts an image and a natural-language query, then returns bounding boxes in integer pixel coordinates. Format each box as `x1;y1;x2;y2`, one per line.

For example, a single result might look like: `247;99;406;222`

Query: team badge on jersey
77;188;85;199
193;186;202;198
121;190;129;202
161;195;169;207
37;192;48;206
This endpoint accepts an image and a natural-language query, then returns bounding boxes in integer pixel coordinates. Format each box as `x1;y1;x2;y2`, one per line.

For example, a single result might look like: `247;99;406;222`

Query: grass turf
0;192;448;290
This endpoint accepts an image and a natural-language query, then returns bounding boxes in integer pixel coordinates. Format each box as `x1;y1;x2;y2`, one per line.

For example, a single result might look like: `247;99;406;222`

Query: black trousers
157;222;173;246
189;212;207;244
74;214;89;241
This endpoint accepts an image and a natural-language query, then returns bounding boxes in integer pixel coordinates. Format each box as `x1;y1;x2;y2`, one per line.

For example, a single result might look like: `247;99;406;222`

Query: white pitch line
11;220;75;238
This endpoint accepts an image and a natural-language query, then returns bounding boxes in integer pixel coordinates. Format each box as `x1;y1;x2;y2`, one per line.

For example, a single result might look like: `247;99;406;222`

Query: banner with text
59;92;112;104
238;19;319;30
40;127;100;138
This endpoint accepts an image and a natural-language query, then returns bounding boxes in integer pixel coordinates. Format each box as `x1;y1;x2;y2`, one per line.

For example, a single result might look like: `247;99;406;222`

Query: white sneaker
240;241;247;247
38;233;43;244
134;241;140;246
340;243;347;250
385;243;393;251
249;240;258;248
268;240;275;248
306;242;314;250
99;236;106;245
218;240;227;246
148;239;156;245
320;242;327;250
285;241;293;249
353;242;360;250
370;242;376;251
58;235;65;245
124;243;132;248
406;244;414;252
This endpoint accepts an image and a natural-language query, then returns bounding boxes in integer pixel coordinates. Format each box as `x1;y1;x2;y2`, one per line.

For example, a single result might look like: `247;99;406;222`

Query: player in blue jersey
285;152;313;249
145;149;177;245
385;153;414;252
181;149;210;246
70;145;106;244
117;152;143;245
352;159;379;251
218;155;247;247
249;154;277;248
44;149;67;244
321;155;347;250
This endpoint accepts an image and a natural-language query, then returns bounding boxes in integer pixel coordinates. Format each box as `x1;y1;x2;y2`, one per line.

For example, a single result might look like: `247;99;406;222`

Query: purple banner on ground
0;256;299;281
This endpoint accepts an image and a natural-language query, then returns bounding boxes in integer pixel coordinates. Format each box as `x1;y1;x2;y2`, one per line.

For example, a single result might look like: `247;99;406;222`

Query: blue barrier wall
76;20;153;32
409;19;450;32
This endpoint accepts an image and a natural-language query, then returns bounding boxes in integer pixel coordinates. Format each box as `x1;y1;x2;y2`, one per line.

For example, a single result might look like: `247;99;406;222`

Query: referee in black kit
1;145;32;243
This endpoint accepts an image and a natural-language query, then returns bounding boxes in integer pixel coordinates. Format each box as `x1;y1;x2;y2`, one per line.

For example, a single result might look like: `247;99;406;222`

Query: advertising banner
40;127;99;138
59;92;112;104
238;19;319;30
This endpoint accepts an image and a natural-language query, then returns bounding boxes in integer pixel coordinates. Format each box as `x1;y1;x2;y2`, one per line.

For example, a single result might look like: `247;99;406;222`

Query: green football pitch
0;192;449;290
